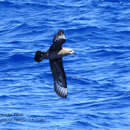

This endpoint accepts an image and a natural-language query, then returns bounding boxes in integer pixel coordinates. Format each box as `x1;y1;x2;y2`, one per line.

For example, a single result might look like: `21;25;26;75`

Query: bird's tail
34;51;47;62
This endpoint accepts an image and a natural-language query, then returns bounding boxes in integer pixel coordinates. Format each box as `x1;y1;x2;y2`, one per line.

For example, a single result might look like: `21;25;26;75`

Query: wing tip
53;30;66;44
58;29;64;35
54;84;67;98
56;92;67;98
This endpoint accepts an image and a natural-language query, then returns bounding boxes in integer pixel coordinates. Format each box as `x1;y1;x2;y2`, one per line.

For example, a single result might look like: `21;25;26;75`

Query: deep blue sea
0;0;130;129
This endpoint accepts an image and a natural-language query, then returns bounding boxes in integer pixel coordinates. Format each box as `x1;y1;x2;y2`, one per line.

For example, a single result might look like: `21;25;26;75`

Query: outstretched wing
49;58;67;98
49;30;66;52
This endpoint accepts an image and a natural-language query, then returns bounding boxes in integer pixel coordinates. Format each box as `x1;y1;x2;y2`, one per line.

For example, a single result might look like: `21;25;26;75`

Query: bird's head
67;48;75;54
62;48;75;55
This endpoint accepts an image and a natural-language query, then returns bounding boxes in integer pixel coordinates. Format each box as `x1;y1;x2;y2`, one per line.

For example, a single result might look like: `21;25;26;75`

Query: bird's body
37;48;74;60
34;30;74;98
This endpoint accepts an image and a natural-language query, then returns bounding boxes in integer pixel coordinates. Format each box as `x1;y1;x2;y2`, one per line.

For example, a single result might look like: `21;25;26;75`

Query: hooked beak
70;50;76;54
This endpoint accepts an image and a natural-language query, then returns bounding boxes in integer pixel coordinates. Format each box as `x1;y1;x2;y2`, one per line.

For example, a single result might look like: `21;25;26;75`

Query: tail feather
34;51;46;62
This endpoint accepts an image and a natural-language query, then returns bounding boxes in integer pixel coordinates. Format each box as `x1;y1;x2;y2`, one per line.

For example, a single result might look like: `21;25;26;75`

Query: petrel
34;30;74;98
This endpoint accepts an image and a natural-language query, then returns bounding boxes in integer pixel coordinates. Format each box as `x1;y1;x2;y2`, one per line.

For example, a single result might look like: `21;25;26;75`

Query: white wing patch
54;80;67;98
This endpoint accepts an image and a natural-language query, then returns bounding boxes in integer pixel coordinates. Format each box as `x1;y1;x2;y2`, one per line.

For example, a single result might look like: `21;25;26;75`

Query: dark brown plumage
34;30;74;98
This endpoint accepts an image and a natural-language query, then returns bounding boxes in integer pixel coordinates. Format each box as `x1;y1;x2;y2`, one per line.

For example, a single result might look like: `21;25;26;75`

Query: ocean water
0;0;130;129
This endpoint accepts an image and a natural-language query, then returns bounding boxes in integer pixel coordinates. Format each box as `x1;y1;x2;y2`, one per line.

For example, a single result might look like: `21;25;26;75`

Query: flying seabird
34;30;74;98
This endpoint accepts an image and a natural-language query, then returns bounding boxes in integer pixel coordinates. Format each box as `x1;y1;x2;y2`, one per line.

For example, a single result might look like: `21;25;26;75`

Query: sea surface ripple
0;0;130;129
